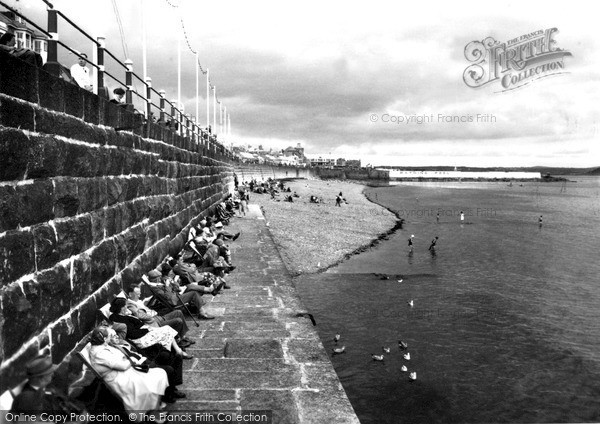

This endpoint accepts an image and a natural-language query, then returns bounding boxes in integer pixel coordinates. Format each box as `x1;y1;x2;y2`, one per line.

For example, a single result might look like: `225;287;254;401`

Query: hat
26;355;57;378
213;239;224;247
109;297;127;314
113;87;125;95
147;269;162;283
215;222;223;228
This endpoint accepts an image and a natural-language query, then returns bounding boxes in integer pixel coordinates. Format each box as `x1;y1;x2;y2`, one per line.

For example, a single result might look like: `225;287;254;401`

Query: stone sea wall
0;50;233;389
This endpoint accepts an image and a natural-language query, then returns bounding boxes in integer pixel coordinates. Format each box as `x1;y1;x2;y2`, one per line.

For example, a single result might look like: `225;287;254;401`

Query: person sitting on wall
110;87;127;106
0;29;43;68
70;53;93;91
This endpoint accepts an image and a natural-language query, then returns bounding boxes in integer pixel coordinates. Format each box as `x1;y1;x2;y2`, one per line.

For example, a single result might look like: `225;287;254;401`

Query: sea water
295;177;600;423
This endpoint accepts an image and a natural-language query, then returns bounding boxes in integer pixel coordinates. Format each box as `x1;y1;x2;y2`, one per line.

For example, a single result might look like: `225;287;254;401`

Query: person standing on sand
460;211;465;223
436;212;440;223
408;235;414;252
538;215;543;227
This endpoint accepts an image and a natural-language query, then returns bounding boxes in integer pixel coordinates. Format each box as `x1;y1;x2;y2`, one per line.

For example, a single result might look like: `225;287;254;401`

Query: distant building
283;143;305;159
0;10;48;63
305;154;336;167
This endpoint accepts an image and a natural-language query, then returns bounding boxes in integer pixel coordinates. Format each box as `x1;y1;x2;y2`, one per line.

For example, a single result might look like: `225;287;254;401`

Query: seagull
398;341;408;350
371;354;384;361
317;262;320;267
407;300;414;307
404;353;411;360
383;347;390;353
332;346;346;354
333;334;341;343
409;372;417;381
266;222;270;227
401;365;408;372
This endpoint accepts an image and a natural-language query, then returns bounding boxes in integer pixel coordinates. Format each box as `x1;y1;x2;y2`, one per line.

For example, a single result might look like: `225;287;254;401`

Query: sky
9;0;600;167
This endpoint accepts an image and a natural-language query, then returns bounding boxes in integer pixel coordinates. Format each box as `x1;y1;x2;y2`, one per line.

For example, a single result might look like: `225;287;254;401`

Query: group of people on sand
9;206;243;420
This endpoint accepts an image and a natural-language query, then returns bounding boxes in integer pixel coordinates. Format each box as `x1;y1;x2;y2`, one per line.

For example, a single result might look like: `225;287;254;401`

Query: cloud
12;0;600;166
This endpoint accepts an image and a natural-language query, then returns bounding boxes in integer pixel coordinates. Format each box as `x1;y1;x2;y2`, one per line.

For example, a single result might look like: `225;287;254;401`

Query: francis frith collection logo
463;28;572;91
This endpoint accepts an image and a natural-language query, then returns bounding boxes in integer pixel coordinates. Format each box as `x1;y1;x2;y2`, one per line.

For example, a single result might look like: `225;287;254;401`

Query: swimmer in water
428;236;438;250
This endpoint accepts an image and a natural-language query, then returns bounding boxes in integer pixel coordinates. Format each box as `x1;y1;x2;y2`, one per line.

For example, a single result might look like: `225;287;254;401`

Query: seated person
0;30;43;68
88;327;169;414
110;87;127;105
125;285;193;346
109;298;192;358
213;221;240;241
11;354;64;414
103;326;185;403
146;266;215;320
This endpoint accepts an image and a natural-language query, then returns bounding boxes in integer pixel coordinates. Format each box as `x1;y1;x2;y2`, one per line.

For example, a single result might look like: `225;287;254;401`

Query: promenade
172;204;360;423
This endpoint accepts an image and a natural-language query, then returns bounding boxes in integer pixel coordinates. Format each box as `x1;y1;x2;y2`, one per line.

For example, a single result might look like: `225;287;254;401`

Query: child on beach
408;235;414;252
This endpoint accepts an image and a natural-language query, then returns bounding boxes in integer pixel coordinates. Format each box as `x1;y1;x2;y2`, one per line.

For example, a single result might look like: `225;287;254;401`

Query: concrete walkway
173;205;360;423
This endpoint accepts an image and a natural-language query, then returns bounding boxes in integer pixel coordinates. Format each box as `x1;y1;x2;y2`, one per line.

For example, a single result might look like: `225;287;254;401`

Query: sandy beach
248;178;398;275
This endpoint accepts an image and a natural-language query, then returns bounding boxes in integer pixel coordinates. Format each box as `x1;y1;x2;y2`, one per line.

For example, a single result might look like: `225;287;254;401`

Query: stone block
70;250;91;301
38;69;66;113
76;295;98;335
54;215;93;261
50;313;80;360
223;339;284;359
0;230;35;285
77;177;107;213
38;263;71;326
0;50;38;103
0;127;34;181
33;224;59;271
82;90;100;125
0;185;20;232
53;177;80;218
90;240;117;290
0;280;42;358
0;95;35;131
26;134;67;179
89;209;106;244
106;177;125;206
64;142;99;178
63;83;84;118
239;390;299;424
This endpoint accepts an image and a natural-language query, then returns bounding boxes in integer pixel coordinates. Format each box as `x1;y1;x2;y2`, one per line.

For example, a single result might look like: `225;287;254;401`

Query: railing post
145;77;152;138
96;36;105;91
185;114;191;139
170;99;177;132
125;59;133;104
159;90;166;124
46;5;60;76
145;77;152;120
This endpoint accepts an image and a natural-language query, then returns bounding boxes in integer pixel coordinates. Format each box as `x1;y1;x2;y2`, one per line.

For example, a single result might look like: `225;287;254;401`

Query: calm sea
295;176;600;423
